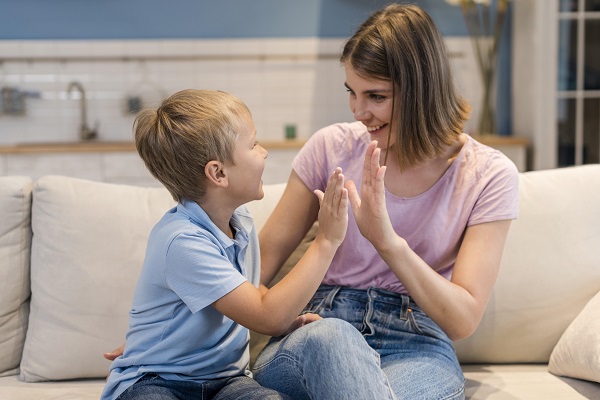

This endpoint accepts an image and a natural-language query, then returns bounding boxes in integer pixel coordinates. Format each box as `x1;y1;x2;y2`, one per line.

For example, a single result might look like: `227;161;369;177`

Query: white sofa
1;165;600;399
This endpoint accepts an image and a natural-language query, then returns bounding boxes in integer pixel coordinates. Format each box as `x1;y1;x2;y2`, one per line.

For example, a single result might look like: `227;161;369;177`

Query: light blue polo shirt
101;199;260;400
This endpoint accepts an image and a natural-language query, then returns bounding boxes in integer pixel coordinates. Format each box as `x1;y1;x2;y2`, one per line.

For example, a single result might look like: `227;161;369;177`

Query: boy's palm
314;167;348;246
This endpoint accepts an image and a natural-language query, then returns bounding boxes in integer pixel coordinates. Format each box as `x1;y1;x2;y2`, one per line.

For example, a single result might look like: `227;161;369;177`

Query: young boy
101;89;348;400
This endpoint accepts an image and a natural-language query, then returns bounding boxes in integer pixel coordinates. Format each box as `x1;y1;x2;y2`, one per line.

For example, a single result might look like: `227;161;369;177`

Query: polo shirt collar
177;199;250;248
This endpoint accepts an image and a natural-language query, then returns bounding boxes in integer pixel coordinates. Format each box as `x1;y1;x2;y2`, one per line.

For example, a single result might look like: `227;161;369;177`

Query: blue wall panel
0;0;510;134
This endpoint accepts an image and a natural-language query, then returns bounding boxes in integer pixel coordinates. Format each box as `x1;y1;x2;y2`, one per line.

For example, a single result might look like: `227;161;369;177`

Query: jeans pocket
406;309;425;335
302;296;326;315
409;308;450;342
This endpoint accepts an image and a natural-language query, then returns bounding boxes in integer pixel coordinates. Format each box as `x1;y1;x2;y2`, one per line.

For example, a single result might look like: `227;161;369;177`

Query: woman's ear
204;161;228;187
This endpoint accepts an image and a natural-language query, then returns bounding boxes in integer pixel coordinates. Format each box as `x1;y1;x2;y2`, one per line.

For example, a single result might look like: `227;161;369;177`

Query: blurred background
0;0;597;184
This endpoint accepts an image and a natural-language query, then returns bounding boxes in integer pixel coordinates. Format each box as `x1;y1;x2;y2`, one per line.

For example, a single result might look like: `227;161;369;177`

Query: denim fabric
253;285;464;400
117;373;291;400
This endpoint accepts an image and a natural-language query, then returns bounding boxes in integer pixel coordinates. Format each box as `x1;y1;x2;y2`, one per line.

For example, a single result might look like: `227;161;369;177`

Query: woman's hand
345;141;400;252
313;167;348;247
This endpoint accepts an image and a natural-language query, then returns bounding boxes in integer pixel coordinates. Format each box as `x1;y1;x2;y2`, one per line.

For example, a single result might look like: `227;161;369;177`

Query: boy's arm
213;168;347;337
259;170;320;286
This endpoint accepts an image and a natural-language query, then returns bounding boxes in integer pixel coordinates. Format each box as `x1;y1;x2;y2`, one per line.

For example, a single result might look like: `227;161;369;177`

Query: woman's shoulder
311;121;367;141
306;121;369;155
462;135;519;182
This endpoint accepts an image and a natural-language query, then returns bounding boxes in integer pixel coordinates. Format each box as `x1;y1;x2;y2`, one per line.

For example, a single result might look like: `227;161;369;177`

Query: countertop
0;140;308;154
0;136;528;155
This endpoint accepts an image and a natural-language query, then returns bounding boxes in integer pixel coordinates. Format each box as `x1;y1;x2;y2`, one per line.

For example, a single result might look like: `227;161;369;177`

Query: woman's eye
370;94;386;101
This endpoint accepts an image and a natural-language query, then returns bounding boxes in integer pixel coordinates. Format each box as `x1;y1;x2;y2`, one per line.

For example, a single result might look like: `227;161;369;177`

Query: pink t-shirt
292;121;519;295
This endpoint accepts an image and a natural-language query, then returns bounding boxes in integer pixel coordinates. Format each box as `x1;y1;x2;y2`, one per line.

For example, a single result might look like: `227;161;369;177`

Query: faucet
67;81;97;141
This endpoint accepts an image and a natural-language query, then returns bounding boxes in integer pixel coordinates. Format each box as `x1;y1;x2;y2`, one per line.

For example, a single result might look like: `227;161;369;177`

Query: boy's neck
196;193;238;239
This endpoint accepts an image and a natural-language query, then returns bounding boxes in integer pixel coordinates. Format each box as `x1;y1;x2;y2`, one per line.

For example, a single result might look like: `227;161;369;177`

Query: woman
252;4;518;399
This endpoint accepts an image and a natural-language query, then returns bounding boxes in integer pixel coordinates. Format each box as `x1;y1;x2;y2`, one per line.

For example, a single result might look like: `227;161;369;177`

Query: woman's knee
292;318;361;349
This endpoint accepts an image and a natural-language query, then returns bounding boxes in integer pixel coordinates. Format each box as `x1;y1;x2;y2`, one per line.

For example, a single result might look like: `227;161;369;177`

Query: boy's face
226;112;268;203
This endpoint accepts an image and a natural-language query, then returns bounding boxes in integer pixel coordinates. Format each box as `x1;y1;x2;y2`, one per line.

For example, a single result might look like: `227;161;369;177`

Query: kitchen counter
0;140;307;154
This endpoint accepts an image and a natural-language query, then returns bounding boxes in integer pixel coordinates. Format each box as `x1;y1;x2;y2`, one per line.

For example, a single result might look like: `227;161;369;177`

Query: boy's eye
345;88;355;95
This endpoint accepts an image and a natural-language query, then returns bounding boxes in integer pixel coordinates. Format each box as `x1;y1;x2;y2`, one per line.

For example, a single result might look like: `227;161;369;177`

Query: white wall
0;37;482;184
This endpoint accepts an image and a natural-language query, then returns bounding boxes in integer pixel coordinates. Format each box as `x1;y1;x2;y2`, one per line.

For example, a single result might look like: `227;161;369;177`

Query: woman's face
344;64;395;149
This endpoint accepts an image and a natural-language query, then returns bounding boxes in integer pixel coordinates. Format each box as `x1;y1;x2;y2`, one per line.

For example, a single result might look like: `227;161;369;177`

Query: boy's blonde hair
134;89;250;202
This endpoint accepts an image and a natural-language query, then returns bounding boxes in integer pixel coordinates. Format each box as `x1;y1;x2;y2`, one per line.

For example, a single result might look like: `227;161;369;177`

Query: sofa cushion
18;177;285;382
454;164;600;363
549;288;600;384
19;176;175;382
0;176;33;377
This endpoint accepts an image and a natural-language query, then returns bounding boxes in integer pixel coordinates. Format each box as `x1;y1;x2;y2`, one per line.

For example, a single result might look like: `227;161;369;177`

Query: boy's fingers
313;190;325;205
339;188;348;210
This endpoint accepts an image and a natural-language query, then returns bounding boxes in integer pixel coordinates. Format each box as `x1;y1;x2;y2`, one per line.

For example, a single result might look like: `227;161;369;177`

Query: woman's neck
383;134;466;198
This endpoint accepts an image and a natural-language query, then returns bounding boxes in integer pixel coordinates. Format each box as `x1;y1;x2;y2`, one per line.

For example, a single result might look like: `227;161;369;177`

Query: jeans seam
438;379;465;400
253;351;299;372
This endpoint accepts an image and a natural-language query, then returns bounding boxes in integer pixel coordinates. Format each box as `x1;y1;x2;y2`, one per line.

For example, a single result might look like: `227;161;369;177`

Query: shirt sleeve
468;154;520;226
292;126;333;193
164;232;247;314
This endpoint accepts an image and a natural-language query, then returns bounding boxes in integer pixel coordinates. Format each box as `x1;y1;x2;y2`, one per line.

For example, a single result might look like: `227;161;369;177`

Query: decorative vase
446;0;509;136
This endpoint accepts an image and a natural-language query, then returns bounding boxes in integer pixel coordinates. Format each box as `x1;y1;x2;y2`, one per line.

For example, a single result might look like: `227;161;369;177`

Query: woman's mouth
366;124;387;134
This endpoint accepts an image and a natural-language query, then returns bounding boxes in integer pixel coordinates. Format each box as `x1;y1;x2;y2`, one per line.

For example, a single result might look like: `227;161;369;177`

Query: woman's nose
354;107;371;121
352;99;371;121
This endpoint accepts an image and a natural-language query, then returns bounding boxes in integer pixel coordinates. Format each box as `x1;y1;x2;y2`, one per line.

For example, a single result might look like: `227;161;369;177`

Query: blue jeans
117;373;292;400
253;285;464;400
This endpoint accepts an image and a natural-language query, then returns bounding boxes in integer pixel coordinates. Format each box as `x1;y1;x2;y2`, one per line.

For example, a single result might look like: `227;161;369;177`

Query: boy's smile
226;112;268;205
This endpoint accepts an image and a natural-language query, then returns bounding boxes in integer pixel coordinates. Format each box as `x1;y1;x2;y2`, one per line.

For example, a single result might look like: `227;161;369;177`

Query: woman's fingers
345;179;360;215
361;141;378;186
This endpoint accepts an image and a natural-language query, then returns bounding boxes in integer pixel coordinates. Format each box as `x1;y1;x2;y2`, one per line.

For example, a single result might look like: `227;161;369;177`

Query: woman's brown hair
341;4;470;169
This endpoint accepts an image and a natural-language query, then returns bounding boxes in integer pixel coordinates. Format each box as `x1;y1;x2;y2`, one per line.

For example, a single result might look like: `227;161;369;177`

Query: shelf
470;135;529;147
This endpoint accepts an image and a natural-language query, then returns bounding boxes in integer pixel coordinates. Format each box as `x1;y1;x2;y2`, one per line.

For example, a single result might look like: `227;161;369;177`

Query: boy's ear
204;161;228;187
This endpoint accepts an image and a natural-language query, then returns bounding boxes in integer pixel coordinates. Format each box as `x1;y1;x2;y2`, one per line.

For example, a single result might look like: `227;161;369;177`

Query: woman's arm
346;141;513;341
382;220;511;341
258;170;320;286
213;169;347;337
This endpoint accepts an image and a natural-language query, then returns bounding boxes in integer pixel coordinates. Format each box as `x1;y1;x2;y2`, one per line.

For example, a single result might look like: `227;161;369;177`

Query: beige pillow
549;289;600;383
19;176;174;382
0;176;32;377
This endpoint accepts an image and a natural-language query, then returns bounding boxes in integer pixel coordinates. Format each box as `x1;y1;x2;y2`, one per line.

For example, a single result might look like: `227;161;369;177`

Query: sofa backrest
0;176;32;377
7;176;284;382
455;164;600;363
1;165;599;381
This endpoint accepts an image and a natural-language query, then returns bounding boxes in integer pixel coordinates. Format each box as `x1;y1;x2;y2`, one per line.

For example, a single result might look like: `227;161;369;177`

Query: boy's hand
283;313;322;335
313;167;348;247
103;343;125;361
345;141;399;252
